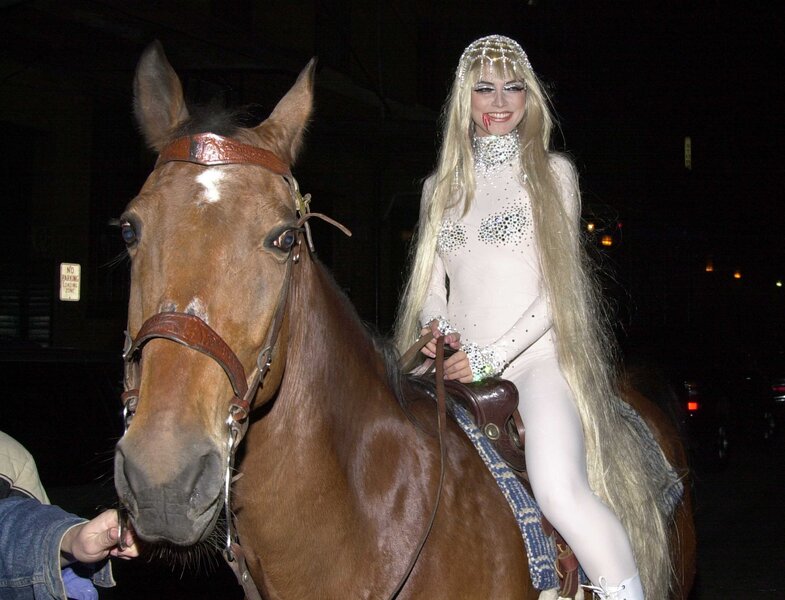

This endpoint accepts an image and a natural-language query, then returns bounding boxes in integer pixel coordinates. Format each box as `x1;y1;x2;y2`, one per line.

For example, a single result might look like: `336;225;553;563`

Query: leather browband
156;133;290;176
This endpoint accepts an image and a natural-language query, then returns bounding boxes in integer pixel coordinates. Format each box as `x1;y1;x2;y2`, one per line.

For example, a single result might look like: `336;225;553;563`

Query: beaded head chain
456;35;532;85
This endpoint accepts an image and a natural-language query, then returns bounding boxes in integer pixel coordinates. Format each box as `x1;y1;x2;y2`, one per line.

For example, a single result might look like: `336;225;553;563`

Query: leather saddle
443;377;527;472
400;334;580;599
399;334;528;473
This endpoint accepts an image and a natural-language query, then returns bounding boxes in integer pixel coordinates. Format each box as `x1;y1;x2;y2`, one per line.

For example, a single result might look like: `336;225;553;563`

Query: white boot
583;573;644;600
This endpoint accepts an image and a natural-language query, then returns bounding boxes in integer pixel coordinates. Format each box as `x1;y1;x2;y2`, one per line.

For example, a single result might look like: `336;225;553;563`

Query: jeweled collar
472;130;520;174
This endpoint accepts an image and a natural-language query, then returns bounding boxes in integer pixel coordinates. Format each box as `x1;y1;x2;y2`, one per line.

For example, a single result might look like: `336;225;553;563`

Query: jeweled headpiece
456;35;532;85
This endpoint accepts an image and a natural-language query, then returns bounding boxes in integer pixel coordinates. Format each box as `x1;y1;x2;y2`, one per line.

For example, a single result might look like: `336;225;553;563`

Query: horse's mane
169;102;250;144
303;251;414;415
367;326;407;405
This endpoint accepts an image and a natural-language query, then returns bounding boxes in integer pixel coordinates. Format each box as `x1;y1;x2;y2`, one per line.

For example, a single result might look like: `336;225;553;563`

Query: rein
388;333;448;599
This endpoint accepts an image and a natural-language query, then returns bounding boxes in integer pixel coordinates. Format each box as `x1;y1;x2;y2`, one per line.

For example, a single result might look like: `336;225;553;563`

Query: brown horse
114;42;695;599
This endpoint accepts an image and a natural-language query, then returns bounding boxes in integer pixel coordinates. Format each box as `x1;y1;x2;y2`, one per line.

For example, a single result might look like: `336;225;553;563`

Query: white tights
513;357;637;587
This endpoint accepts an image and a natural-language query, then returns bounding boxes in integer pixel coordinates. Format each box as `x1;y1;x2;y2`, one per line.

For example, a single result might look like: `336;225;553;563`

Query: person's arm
0;497;137;599
0;430;50;503
412;176;465;357
420;251;449;331
0;496;86;599
459;294;553;380
60;507;138;566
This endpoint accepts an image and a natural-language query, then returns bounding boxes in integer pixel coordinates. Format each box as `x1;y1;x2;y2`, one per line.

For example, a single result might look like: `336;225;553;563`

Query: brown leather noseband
123;313;250;413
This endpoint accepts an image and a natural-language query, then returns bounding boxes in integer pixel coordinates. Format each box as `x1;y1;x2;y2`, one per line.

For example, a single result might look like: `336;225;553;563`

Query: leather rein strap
389;333;448;599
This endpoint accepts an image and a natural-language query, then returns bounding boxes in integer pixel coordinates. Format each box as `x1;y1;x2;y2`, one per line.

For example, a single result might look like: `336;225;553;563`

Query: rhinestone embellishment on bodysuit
473;130;520;174
437;219;468;254
479;203;531;246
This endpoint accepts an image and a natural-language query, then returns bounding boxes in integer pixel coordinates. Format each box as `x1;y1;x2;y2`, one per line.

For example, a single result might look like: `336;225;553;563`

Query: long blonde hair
394;36;676;599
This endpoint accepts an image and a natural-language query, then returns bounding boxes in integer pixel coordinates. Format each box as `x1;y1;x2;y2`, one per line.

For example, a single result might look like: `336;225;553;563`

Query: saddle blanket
449;401;684;592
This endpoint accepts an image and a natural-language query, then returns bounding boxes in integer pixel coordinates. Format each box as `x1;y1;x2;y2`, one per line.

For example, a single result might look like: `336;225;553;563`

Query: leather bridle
119;132;348;600
118;132;443;600
121;133;321;442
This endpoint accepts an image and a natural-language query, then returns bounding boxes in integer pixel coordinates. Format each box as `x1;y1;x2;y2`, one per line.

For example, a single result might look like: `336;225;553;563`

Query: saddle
444;377;526;472
401;334;581;599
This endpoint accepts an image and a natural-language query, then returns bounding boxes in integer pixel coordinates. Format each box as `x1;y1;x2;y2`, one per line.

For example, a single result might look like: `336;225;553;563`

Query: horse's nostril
113;446;138;514
113;440;225;544
115;439;224;503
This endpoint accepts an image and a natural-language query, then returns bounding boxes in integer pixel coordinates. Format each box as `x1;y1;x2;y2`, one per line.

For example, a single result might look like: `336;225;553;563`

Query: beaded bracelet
460;342;507;382
422;316;456;336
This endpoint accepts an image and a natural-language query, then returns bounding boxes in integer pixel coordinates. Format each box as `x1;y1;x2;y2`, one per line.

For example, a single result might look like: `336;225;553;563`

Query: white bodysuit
421;153;567;372
419;136;637;586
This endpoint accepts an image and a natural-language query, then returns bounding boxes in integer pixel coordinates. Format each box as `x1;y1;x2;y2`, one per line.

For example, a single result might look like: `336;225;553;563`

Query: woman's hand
60;509;139;566
420;319;462;358
417;320;472;382
444;351;473;383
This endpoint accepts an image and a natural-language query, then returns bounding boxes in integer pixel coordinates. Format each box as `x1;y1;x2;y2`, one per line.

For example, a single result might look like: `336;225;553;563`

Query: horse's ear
253;58;316;166
133;41;190;151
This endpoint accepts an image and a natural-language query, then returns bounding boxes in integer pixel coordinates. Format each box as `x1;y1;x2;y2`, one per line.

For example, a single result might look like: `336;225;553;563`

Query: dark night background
1;1;784;598
2;0;784;356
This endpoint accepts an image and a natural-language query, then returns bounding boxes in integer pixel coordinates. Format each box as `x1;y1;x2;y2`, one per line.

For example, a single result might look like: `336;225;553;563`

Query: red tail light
684;381;701;412
772;384;785;395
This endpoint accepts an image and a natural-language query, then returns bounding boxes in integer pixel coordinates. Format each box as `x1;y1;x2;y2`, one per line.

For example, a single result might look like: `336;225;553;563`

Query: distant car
676;376;731;470
772;377;785;403
765;355;785;445
621;360;731;471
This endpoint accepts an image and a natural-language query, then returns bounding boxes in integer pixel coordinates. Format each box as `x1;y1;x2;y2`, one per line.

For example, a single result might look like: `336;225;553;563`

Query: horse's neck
285;256;390;411
247;254;398;474
238;257;406;589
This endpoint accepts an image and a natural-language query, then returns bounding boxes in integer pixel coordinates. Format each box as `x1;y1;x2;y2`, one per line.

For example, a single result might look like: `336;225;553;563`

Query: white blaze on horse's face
196;168;225;204
185;297;208;321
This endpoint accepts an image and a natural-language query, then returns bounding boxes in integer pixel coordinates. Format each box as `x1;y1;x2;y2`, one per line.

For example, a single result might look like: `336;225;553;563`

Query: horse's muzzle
115;438;224;545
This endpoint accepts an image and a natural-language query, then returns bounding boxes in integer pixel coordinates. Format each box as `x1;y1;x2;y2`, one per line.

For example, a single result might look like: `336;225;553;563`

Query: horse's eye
274;229;297;251
121;222;138;246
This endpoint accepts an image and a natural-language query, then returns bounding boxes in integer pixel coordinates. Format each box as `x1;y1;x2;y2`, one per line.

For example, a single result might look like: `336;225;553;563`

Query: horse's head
114;42;314;546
